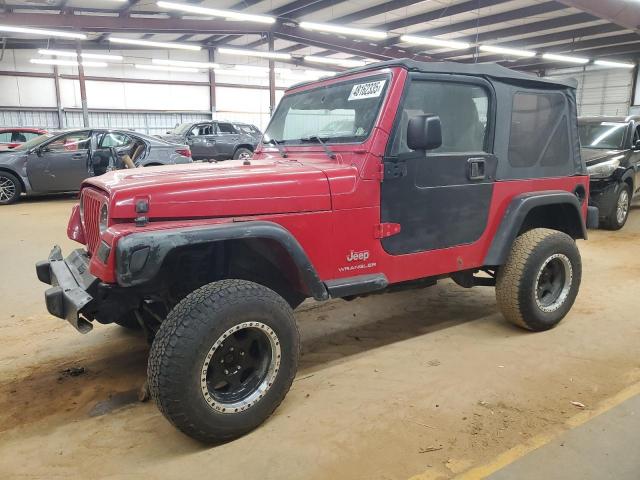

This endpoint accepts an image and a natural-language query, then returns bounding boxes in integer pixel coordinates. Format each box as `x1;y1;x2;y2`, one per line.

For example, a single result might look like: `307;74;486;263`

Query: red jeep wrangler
37;60;598;442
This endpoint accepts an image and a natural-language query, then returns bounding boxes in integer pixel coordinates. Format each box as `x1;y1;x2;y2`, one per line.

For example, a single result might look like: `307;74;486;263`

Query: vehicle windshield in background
170;123;192;135
578;122;626;149
12;134;54;151
264;74;390;145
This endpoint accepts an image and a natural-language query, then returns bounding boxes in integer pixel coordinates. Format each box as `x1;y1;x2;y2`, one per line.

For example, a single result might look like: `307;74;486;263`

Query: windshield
169;123;193;135
578;122;627;149
264;74;390;145
13;133;54;151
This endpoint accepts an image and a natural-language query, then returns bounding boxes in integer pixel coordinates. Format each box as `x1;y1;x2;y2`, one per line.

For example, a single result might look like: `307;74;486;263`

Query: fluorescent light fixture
479;45;536;58
30;59;107;68
157;1;275;24
542;53;589;64
304;56;366;68
152;58;219;69
299;21;387;40
38;49;123;61
109;37;201;51
0;25;86;40
135;64;199;73
217;47;291;60
594;59;635;69
400;34;470;50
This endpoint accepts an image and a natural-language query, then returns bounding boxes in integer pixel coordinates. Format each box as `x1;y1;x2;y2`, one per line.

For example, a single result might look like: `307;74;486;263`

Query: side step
325;274;389;299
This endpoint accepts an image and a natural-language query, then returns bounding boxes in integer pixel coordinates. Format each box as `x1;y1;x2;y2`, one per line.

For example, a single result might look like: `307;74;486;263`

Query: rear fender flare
483;190;586;266
114;221;329;301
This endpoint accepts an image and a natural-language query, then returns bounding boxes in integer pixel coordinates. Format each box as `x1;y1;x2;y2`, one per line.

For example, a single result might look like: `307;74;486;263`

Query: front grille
81;188;107;255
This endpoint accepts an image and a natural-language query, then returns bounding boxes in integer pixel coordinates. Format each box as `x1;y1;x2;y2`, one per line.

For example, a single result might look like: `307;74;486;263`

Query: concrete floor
1;194;639;479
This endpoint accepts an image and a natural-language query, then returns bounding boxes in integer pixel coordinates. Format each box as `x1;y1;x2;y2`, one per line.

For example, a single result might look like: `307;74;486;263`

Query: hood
84;159;331;220
156;134;184;144
581;148;627;167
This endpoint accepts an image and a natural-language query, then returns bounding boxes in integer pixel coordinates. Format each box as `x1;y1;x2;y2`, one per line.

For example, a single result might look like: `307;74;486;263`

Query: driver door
27;131;92;192
381;75;497;255
632;123;640;192
188;123;216;159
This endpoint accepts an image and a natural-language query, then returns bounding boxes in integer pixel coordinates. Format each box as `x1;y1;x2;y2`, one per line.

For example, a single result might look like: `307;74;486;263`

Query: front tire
148;279;299;443
496;228;581;331
0;171;22;205
233;147;253;160
602;182;631;230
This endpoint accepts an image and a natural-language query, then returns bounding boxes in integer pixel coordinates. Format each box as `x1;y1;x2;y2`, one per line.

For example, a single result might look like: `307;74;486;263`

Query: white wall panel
122;83;210;111
547;66;634;116
59;78;81;109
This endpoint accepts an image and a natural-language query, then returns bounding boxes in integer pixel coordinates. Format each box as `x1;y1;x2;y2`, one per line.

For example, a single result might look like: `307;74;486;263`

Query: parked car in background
0;128;48;151
0;128;192;205
159;120;261;161
578;116;640;230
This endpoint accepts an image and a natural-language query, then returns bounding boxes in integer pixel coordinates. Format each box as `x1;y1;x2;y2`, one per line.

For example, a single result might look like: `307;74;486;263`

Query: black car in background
578;116;640;230
160;120;262;161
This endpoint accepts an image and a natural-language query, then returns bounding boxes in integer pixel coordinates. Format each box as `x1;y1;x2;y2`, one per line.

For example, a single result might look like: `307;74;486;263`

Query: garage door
547;67;633;116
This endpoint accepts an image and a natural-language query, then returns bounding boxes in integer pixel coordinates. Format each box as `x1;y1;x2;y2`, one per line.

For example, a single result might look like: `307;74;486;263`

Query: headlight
587;158;620;179
99;203;109;234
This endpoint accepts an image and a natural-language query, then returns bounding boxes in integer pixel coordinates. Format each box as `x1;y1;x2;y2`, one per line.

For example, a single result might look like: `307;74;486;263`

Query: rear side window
0;133;10;142
218;123;237;134
390;80;489;156
508;93;570;168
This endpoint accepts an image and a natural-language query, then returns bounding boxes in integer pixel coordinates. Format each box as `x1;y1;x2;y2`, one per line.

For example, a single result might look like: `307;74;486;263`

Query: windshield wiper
300;135;336;159
264;138;287;158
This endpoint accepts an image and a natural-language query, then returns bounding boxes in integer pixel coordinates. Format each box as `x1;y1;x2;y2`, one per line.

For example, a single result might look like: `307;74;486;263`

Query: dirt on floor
1;195;640;480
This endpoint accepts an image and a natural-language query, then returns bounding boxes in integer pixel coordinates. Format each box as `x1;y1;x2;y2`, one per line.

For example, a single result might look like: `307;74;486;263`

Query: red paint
68;66;589;289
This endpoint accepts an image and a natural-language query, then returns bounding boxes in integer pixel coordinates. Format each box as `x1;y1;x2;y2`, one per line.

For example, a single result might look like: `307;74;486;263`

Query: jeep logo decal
346;250;370;262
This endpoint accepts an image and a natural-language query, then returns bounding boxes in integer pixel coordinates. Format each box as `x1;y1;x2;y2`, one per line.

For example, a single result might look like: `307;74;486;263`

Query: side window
22;132;40;141
0;133;11;142
218;123;237;134
633;124;640;145
99;132;131;149
508;92;569;168
391;80;489;156
46;131;91;152
11;131;28;143
190;124;211;136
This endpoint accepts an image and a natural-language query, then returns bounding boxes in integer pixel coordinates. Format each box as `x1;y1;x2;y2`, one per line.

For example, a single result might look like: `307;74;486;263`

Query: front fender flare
483;190;587;266
115;221;329;301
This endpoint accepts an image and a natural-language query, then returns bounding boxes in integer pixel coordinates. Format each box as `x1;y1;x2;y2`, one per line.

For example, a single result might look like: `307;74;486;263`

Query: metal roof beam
555;0;640;33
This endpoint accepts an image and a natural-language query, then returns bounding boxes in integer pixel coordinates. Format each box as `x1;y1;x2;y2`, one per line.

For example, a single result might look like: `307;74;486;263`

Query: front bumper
589;178;619;221
36;246;98;333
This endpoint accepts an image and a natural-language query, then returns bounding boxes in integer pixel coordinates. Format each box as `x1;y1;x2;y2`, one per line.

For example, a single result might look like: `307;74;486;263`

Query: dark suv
160;120;261;161
578;116;640;230
38;60;597;443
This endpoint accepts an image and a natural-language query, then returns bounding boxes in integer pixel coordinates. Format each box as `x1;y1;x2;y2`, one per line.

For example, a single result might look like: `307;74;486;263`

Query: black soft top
322;59;577;90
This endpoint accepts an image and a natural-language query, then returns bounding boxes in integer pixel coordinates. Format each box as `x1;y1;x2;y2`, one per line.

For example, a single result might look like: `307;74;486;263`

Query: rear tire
148;279;299;443
233;147;253;160
602;182;631;230
0;171;22;205
496;228;581;331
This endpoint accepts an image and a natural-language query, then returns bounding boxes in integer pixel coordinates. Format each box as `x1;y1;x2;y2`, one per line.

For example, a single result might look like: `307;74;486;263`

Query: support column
53;65;64;129
209;49;217;119
268;34;276;115
76;43;89;127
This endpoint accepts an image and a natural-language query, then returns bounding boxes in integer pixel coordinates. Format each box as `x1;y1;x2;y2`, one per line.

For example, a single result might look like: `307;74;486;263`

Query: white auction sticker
348;80;386;101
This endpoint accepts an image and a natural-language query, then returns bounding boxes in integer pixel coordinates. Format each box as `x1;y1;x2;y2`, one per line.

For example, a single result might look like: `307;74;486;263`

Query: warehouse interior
1;0;640;479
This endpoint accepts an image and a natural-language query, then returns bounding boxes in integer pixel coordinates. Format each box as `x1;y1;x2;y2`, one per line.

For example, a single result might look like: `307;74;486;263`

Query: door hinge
382;161;407;180
374;223;401;239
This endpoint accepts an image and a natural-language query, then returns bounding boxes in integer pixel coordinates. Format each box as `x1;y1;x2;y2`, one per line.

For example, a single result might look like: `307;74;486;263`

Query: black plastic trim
483;190;587;266
115;221;329;301
325;274;389;298
587;206;599;229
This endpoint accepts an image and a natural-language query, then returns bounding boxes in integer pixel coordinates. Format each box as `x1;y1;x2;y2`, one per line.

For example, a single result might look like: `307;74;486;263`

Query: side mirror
407;114;442;151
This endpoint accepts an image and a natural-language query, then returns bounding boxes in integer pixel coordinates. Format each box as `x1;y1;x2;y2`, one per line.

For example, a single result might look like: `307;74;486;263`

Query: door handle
467;158;486;181
71;154;85;160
